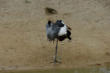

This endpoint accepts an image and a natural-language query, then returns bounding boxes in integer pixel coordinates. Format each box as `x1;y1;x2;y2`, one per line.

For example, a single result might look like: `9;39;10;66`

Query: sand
0;0;110;70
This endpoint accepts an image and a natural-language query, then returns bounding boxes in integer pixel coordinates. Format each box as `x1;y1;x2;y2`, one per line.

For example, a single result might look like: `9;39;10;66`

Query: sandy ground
0;0;110;70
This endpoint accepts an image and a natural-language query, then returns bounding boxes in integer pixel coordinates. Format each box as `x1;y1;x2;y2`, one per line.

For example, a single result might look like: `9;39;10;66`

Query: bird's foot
50;56;62;64
54;59;61;64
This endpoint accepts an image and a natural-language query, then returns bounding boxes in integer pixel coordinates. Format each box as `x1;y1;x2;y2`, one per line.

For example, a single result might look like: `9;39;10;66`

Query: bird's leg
53;40;54;44
54;39;58;64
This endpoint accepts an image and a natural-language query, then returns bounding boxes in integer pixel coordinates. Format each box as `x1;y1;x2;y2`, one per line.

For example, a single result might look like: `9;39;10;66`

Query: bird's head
56;20;65;24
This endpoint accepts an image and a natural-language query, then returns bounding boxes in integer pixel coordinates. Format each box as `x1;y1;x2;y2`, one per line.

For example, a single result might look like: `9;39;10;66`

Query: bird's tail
68;36;72;40
67;30;72;40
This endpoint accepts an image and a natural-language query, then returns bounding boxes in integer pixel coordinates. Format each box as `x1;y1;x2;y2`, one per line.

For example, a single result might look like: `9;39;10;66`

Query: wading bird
46;20;71;63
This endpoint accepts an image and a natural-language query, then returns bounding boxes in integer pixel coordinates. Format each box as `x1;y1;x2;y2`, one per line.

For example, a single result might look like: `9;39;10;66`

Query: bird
46;20;71;63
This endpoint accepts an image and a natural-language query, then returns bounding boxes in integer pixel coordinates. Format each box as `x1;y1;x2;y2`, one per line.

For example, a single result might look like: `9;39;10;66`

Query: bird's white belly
58;25;67;36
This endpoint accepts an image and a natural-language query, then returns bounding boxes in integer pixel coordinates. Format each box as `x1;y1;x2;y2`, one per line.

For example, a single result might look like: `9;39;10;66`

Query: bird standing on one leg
46;20;72;63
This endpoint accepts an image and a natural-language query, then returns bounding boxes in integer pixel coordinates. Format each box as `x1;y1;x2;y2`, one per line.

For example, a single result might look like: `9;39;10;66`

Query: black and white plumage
46;20;71;63
46;20;71;41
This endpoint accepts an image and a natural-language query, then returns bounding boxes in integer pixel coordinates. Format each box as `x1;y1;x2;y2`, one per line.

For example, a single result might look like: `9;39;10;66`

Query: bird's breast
58;25;67;36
